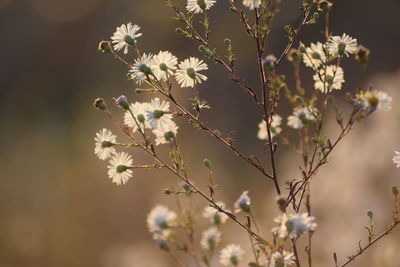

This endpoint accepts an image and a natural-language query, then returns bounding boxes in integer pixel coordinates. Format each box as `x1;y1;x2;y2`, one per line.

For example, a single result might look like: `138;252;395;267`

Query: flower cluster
300;34;358;93
94;3;399;267
93;95;180;185
111;23;208;88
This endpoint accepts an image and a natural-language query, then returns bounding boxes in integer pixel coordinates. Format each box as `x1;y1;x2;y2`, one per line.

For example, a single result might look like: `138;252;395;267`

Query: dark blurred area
1;0;400;266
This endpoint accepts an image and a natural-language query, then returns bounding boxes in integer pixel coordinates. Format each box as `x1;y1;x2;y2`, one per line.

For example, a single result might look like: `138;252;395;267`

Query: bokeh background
1;0;399;266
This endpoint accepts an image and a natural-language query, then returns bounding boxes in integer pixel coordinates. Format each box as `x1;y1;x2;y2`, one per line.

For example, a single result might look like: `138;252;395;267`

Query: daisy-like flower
147;205;177;240
153;121;178;146
234;191;251;213
111;22;142;54
302;42;326;69
219;244;245;266
124;102;151;132
258;114;282;140
355;90;392;112
326;33;358;57
175;57;208;88
313;65;344;93
203;202;230;225
145;98;173;130
273;213;317;239
267;251;296;267
186;0;216;14
287;107;316;129
107;152;133;185
200;227;221;251
393;151;400;168
129;53;155;85
152;51;178;81
94;128;117;160
242;0;261;10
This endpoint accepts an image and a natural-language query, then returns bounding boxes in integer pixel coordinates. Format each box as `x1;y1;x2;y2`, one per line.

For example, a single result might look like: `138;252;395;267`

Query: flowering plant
93;0;399;266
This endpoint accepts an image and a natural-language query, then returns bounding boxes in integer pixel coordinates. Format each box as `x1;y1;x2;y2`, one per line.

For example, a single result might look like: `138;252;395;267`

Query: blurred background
1;0;399;266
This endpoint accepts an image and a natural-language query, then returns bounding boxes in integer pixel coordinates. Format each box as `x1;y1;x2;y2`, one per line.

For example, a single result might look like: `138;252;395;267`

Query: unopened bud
203;159;212;169
93;98;107;111
392;186;399;196
157;239;170;251
355;45;370;65
318;0;332;13
164;188;173;195
276;195;287;212
367;210;374;220
98;40;112;53
115;95;129;110
224;38;232;47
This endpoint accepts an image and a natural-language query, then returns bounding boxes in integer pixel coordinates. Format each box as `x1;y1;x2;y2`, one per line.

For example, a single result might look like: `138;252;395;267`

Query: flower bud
157;239;170;252
367;210;374;220
203;159;212;169
287;48;301;64
164;188;173;195
392;186;399;196
318;0;332;13
299;44;307;54
276;195;287;212
355;45;370;65
115;95;129;110
97;40;112;53
93;98;107;111
224;38;232;47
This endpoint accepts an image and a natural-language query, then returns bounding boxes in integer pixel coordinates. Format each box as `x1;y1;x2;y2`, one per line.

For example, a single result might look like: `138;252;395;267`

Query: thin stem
337;220;400;267
104;110;267;243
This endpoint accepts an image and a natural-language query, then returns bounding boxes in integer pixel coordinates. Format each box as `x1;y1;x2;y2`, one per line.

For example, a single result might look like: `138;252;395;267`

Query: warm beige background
1;0;399;266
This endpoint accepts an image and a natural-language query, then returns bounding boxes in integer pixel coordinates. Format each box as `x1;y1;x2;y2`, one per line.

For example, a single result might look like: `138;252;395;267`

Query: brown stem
104;110;267;243
337;220;400;267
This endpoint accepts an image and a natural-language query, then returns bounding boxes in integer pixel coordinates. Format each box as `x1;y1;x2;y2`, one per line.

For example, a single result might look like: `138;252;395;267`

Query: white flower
153;121;178;146
258;115;282;140
393;151;400;168
234;191;251;213
287;107;316;129
355;90;392;112
326;33;358;57
302;42;326;69
267;251;296;267
94;128;117;160
219;244;244;266
129;53;155;85
273;213;317;239
111;22;142;54
107;152;133;185
186;0;216;14
152;51;178;81
242;0;261;10
124;102;151;132
313;65;344;93
175;57;208;88
147;205;177;240
200;227;221;250
203;202;230;225
145;98;173;130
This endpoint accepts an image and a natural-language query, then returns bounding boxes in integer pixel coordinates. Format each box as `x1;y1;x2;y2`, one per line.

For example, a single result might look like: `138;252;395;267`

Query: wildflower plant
93;0;399;266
